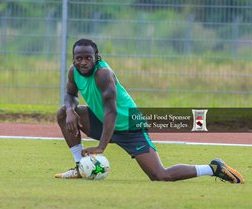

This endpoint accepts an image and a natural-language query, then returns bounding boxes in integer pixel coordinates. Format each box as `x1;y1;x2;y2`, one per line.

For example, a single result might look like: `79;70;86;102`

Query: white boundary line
153;140;252;147
0;135;252;147
0;135;65;140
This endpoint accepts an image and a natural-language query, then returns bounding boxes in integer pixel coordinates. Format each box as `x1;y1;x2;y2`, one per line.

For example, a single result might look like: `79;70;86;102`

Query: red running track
0;122;251;144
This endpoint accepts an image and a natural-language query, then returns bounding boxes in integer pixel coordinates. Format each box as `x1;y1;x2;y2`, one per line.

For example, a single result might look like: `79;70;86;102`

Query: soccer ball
78;154;110;180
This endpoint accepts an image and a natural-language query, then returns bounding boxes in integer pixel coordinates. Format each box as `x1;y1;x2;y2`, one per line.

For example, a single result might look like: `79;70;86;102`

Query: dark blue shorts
87;108;156;158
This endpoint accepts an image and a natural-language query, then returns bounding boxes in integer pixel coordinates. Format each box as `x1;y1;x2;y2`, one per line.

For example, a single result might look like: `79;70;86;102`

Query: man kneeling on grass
55;38;244;184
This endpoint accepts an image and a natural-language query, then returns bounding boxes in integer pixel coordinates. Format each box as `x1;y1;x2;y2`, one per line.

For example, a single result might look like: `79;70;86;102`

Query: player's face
73;45;96;75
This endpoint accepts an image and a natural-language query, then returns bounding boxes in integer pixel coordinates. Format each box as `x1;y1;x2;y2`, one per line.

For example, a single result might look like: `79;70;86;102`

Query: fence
0;0;252;107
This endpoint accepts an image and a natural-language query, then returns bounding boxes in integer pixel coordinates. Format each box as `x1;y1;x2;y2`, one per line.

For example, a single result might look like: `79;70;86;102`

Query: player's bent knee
149;172;176;182
75;105;89;116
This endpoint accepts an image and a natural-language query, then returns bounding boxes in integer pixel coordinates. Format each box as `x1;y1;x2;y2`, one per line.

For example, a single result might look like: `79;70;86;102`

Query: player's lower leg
135;149;198;181
135;148;244;183
55;107;83;179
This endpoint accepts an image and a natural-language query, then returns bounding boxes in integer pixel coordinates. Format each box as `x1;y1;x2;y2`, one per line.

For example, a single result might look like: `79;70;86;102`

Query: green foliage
1;1;252;108
192;0;252;23
0;139;251;209
1;0;252;58
0;1;61;18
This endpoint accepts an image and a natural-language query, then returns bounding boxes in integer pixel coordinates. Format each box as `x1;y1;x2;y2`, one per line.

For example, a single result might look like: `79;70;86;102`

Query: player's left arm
82;68;117;155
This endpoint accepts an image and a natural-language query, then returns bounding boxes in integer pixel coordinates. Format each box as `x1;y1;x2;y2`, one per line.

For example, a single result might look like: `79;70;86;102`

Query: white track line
153;140;252;147
0;135;252;147
0;135;72;141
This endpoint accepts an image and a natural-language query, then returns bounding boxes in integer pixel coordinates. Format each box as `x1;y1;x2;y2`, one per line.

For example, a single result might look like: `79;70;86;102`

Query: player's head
72;39;101;61
72;39;101;76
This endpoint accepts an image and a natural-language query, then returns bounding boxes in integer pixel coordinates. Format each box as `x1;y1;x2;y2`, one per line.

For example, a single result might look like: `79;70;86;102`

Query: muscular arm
64;66;81;135
95;69;117;151
65;66;79;110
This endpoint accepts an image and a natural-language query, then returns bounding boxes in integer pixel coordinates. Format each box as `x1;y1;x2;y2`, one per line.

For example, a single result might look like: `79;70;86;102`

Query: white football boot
55;166;82;179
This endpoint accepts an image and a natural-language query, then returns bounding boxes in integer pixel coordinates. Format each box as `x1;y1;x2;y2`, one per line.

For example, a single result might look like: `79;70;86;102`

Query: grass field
0;139;251;209
1;55;252;107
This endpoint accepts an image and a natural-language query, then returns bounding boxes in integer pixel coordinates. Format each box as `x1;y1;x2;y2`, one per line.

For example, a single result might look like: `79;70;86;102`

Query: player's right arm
64;66;82;136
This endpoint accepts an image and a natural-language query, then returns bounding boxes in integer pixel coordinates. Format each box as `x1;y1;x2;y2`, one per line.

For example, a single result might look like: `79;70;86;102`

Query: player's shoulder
96;60;111;71
95;60;111;76
68;65;75;81
95;68;111;77
69;64;75;73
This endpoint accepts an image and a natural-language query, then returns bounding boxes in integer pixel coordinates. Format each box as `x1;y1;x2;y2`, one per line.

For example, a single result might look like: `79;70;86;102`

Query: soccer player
55;39;244;183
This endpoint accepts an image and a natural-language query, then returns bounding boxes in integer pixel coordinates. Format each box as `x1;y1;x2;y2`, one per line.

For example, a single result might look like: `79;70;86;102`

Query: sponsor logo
192;109;208;131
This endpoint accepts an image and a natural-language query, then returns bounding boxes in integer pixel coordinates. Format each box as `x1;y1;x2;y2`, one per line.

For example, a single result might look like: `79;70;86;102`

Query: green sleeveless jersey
73;60;137;131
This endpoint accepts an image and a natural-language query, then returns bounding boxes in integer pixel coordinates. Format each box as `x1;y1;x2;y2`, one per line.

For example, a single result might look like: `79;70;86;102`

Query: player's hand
82;146;104;156
66;108;83;137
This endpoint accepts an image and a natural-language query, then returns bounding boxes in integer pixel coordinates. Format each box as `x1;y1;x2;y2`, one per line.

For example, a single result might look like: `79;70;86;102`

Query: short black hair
72;39;101;61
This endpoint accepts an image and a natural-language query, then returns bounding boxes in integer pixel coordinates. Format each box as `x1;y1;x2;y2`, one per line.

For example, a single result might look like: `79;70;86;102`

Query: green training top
73;60;137;131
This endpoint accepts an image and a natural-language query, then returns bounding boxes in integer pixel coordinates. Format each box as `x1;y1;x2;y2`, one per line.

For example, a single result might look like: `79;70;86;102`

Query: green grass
0;104;58;122
0;139;251;209
0;55;252;107
0;104;57;114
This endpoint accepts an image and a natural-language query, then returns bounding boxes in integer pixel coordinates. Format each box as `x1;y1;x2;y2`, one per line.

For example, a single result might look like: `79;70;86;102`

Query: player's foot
54;166;82;179
209;159;244;184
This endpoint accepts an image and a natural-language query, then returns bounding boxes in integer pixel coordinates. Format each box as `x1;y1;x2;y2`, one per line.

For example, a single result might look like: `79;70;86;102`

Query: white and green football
78;154;110;180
